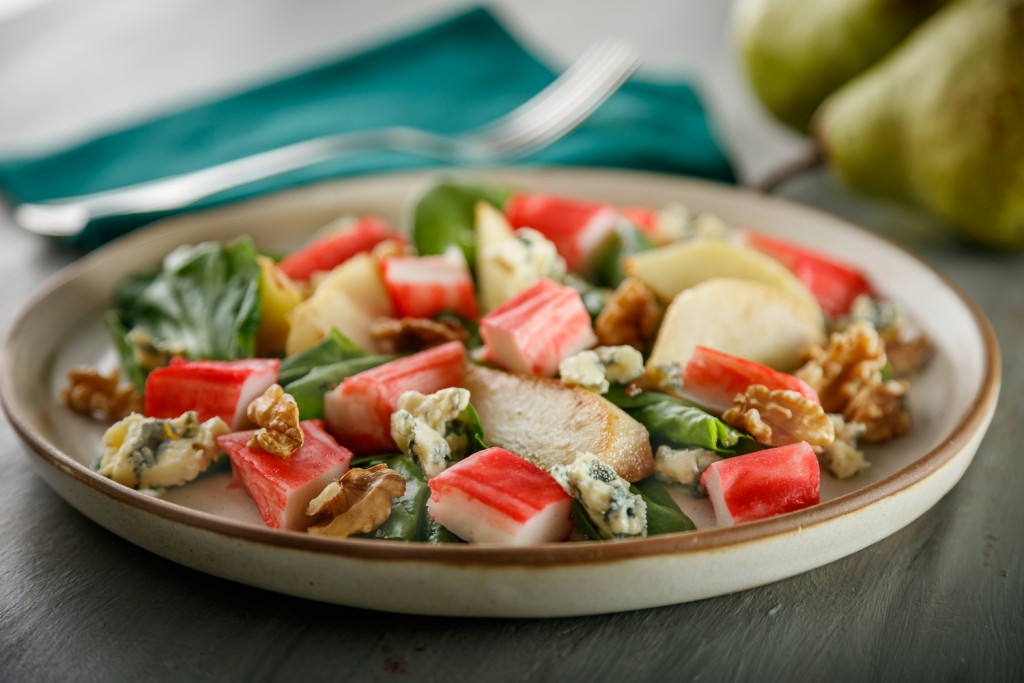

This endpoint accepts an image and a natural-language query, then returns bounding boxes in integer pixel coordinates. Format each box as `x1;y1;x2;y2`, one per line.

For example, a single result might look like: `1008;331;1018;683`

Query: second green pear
733;0;946;132
815;0;1024;249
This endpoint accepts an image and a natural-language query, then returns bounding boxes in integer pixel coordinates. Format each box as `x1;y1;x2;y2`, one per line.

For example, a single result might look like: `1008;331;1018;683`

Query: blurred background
0;0;805;185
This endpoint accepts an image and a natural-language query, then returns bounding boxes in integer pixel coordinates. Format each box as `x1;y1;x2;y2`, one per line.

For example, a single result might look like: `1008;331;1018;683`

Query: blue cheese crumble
482;228;567;300
98;411;228;489
654;445;723;492
551;451;647;539
559;345;645;394
390;387;472;479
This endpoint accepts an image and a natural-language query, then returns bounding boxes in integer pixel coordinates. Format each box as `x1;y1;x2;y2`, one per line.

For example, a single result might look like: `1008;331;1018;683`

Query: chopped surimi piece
144;357;279;429
380;247;479;320
218;420;353;530
504;192;619;274
682;345;820;415
323;341;465;454
744;230;874;317
427;447;573;545
480;278;597;376
278;215;396;282
700;441;820;526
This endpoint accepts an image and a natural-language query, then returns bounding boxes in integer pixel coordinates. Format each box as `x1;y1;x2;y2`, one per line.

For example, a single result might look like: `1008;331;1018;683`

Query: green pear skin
734;0;946;132
815;0;1024;249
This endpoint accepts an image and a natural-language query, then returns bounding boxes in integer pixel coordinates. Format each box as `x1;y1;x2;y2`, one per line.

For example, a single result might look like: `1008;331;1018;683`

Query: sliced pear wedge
648;277;825;372
462;363;653;482
624;239;823;325
474;200;515;313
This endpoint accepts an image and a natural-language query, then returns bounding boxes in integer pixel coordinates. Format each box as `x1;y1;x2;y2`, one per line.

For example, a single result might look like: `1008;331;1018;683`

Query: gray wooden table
1;1;1021;681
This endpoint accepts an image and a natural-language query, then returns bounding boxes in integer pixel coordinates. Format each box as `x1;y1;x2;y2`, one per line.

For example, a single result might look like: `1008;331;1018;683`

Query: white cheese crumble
559;351;609;393
390;387;472;479
483;228;566;294
820;414;870;480
98;411;228;489
559;345;645;394
551;451;647;539
654;445;723;490
594;346;645;385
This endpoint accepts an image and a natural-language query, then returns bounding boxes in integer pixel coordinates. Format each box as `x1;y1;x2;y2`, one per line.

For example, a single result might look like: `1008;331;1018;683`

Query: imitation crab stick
744;230;873;317
323;341;465;454
218;420;353;530
380;247;479;320
144;357;279;429
479;278;597;377
278;215;397;282
681;345;820;415
504;192;619;274
700;441;820;526
427;447;573;544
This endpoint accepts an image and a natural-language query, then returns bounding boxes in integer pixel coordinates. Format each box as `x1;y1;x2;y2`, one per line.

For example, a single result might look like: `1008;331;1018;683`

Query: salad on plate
62;179;933;546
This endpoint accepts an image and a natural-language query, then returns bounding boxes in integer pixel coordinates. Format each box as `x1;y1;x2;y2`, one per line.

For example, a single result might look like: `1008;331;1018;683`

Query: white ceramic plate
1;168;1000;617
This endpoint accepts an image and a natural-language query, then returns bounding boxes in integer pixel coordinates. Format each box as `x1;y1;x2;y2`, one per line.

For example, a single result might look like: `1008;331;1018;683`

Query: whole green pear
733;0;946;132
815;0;1024;249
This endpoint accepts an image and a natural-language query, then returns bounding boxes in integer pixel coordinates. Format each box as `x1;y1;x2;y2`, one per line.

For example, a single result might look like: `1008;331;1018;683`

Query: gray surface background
1;1;1021;681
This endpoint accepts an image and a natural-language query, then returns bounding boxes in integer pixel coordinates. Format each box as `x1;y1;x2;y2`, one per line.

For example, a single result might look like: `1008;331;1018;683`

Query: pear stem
755;143;825;194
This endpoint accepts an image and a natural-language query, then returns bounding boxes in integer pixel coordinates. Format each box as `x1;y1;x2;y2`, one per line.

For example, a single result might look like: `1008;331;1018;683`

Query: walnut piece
723;384;835;448
62;366;143;421
594;277;662;350
306;464;407;537
846;378;910;443
369;316;469;354
881;329;934;379
246;384;303;457
796;322;911;443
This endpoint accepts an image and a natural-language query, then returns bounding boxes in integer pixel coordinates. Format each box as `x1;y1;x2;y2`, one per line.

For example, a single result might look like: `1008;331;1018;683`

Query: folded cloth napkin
0;6;735;251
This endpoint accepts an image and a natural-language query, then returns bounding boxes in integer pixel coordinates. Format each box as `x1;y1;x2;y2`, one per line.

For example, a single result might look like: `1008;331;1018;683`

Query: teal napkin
0;7;734;251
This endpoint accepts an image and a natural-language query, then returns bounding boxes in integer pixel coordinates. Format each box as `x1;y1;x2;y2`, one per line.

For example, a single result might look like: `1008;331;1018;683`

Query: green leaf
282;354;398;419
605;386;759;455
411;180;513;267
591;223;655;289
462;403;488;455
631;478;696;534
107;238;262;388
277;329;367;386
570;500;604;541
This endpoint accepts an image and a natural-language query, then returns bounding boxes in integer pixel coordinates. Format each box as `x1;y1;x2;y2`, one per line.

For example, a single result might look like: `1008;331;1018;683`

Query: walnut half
369;316;469;354
306;464;407;537
594;277;662;350
797;322;911;444
723;384;835;448
62;366;143;421
246;384;303;457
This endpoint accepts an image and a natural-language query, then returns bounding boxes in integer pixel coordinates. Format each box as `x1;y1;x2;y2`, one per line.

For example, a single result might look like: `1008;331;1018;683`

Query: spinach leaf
631;478;696;534
461;404;488;455
591;224;655;289
283;354;398;420
277;329;367;386
605;386;759;455
412;180;513;267
108;238;262;389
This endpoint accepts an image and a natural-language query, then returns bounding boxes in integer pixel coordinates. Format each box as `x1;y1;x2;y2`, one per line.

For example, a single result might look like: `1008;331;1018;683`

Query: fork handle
14;127;456;237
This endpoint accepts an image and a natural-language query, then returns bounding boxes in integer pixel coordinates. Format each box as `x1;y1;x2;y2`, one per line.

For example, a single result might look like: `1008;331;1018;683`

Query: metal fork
14;40;641;237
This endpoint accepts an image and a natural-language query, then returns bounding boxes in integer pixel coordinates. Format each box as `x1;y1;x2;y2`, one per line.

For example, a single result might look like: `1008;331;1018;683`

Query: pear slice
474;200;515;312
648;277;825;372
285;253;393;355
462;363;653;482
624;239;823;325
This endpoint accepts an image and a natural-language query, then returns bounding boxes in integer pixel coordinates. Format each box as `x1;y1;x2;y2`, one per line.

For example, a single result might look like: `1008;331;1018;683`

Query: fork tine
469;40;641;155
